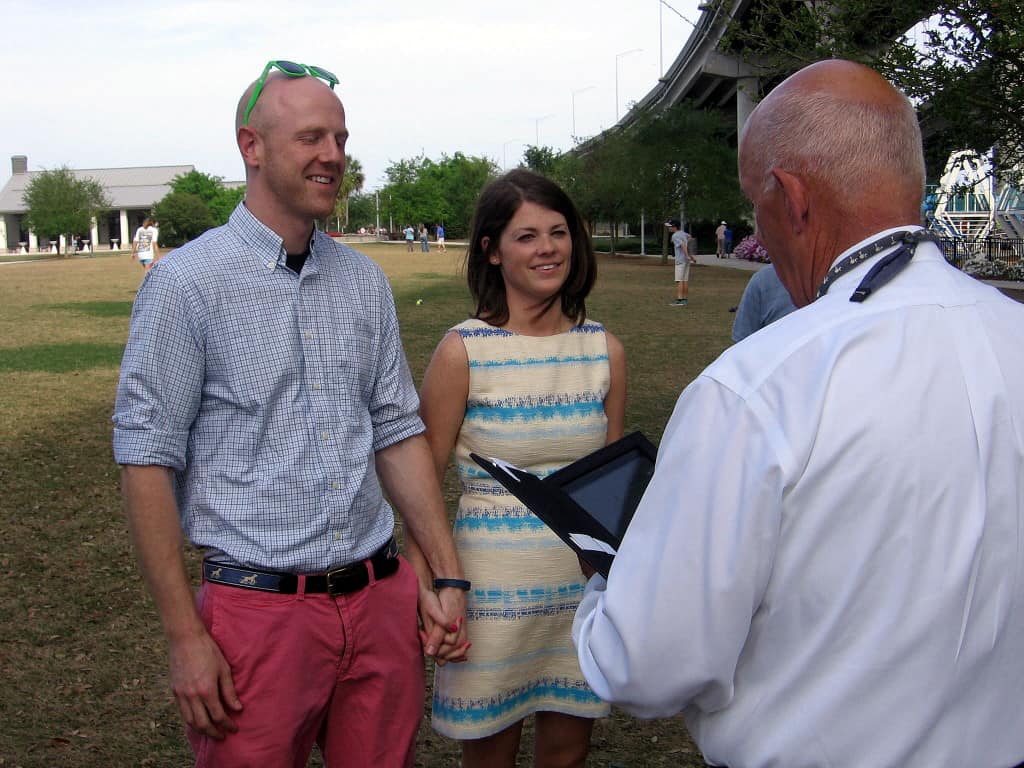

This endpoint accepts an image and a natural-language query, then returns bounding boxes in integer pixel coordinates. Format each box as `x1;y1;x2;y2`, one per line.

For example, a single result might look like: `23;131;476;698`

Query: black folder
470;431;657;577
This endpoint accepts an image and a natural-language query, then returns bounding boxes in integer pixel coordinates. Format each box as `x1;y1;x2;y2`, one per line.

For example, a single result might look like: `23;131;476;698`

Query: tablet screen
558;448;655;541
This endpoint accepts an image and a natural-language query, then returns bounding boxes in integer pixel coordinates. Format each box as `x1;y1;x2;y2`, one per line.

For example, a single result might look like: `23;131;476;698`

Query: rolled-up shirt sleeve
368;275;424;453
113;267;204;469
573;376;782;718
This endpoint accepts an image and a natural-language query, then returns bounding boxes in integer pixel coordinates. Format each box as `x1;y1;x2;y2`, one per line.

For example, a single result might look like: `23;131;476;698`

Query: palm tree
334;155;365;232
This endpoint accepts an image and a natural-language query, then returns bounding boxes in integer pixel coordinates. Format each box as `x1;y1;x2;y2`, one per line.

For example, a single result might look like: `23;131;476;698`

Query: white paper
487;456;524;483
569;532;618;555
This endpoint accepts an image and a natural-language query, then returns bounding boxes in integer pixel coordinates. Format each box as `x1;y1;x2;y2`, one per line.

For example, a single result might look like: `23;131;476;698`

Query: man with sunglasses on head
114;60;469;767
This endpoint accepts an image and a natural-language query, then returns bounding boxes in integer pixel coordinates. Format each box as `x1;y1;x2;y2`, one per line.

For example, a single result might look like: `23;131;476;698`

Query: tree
153;192;217;245
346;191;378;231
22;167;110;255
708;0;1024;185
166;170;245;227
378;153;498;238
332;155;365;232
563;101;747;259
523;146;560;177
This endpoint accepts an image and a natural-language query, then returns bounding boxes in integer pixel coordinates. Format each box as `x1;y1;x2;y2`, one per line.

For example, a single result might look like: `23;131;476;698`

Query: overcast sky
0;0;700;191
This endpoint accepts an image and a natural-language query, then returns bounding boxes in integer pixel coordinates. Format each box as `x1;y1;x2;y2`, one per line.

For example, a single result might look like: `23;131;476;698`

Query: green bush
154;192;217;247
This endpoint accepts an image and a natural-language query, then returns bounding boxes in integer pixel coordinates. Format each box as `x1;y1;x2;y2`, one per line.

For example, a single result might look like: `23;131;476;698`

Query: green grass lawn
0;245;751;767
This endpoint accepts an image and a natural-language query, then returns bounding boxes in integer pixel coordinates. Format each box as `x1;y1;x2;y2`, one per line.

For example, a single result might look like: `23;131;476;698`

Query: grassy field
0;244;752;767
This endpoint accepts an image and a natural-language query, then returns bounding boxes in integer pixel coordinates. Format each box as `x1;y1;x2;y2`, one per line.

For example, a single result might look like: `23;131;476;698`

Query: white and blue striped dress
432;317;612;739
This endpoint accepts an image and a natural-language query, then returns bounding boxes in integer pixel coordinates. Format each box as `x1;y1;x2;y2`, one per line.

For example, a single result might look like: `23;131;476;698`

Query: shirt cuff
112;427;188;470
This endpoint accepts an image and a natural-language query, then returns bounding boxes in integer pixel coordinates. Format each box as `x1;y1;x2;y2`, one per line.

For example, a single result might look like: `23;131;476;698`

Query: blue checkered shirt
113;203;424;572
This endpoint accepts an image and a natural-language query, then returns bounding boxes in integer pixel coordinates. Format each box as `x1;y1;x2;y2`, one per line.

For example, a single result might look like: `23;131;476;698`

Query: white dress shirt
574;228;1024;767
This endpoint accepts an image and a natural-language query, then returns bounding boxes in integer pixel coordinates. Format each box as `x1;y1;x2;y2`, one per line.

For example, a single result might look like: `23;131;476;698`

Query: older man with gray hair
573;59;1024;767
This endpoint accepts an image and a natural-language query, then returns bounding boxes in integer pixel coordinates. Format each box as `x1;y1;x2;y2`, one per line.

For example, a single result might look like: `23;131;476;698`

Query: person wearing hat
715;220;727;258
666;219;697;306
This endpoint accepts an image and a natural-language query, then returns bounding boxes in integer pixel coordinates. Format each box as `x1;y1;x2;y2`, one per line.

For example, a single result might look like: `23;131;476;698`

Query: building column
0;217;7;251
119;208;130;249
90;216;99;250
736;76;758;137
29;231;39;252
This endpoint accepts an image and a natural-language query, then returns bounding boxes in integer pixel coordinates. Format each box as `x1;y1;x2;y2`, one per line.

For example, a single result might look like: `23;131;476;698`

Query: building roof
0;164;194;214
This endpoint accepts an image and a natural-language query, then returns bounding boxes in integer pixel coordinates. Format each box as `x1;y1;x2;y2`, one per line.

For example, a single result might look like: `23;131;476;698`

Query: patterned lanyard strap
816;229;941;302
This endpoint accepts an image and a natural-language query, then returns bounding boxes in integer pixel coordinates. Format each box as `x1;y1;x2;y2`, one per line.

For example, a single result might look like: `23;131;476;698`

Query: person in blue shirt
113;62;468;767
731;263;797;342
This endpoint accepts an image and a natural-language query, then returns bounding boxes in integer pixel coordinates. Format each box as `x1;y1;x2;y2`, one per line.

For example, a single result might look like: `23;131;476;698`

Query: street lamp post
534;114;554;146
571;86;595;138
502;139;521;170
615;48;643;122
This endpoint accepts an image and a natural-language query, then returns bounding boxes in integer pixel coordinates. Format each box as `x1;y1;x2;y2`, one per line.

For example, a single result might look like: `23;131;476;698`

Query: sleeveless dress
432;318;613;739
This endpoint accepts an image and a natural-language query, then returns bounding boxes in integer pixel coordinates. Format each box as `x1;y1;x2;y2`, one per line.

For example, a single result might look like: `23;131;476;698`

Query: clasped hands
417;582;471;665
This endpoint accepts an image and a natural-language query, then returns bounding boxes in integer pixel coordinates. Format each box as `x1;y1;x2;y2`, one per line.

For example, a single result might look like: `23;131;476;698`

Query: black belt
203;537;399;596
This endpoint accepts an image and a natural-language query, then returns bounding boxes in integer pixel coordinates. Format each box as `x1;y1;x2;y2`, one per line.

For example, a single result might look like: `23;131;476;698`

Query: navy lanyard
816;229;940;302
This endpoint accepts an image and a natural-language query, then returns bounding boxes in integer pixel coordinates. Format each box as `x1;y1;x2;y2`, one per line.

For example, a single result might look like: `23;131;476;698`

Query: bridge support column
736;76;759;136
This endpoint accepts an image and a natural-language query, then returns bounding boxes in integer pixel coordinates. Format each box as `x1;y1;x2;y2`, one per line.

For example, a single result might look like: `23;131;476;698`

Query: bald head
236;72;299;134
740;59;925;220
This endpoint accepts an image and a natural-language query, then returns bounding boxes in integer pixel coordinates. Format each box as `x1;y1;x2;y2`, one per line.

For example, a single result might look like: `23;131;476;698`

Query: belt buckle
325;562;362;597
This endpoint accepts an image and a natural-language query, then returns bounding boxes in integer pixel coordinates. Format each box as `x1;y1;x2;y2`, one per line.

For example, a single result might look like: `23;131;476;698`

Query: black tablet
544;431;657;543
470;431;657;577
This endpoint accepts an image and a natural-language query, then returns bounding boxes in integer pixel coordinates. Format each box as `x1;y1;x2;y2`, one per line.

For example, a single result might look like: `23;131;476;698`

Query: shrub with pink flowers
731;235;770;263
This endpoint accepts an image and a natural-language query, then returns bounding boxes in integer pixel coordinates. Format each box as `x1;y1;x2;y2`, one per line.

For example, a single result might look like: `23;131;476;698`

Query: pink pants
188;556;423;768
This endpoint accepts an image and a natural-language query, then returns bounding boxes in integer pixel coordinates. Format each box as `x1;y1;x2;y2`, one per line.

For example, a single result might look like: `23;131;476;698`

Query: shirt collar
828;225;924;271
824;225;928;291
227;202;324;273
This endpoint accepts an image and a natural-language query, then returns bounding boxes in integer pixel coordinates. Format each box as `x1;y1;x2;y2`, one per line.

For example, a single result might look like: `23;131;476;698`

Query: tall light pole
571;86;595;139
534;114;554;146
659;0;664;75
502;139;521;170
615;48;643;122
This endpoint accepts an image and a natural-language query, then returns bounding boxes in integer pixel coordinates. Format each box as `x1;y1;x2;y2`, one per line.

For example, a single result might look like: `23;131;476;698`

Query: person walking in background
420;224;430;252
130;217;160;272
666;219;697;306
724;224;733;256
731;263;797;342
404;224;415;251
412;168;626;768
436;223;447;252
715;220;727;258
574;59;1024;768
113;61;467;767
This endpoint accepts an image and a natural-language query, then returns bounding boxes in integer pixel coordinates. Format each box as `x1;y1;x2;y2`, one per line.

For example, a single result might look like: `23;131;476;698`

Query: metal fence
937;235;1024;269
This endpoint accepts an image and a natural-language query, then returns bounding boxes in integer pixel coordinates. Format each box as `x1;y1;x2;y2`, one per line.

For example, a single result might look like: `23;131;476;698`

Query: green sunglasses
243;60;339;126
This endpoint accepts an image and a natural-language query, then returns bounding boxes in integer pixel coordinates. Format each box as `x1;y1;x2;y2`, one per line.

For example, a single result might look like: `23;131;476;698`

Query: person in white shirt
715;221;727;258
573;59;1024;768
131;217;160;271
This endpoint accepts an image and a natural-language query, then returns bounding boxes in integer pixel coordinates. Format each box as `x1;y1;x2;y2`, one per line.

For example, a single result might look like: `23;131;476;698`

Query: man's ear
237;126;260;170
772;168;809;234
